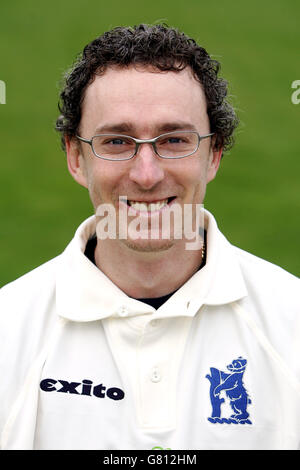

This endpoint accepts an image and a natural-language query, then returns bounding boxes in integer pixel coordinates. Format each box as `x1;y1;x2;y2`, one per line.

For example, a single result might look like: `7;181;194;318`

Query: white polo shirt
0;210;299;450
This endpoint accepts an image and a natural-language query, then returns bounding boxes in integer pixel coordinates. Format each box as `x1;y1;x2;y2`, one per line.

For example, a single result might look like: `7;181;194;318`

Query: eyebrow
93;121;197;135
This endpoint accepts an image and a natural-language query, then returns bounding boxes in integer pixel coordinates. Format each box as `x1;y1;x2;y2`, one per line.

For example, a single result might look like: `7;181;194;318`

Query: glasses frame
76;130;214;161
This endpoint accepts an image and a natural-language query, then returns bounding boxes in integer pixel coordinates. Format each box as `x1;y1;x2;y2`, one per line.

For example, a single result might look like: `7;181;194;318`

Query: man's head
56;24;238;253
56;24;238;153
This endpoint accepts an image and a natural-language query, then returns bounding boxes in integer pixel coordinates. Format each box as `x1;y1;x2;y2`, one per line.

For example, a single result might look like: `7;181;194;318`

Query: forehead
80;65;209;135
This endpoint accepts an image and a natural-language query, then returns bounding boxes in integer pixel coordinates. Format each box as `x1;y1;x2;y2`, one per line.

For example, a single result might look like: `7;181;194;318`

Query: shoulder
1;256;61;305
233;245;299;294
0;256;64;436
232;246;299;353
232;246;299;323
231;247;300;385
0;255;63;339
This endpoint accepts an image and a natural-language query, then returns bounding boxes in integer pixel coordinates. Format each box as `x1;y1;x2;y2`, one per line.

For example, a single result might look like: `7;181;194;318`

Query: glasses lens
92;135;135;160
156;131;199;158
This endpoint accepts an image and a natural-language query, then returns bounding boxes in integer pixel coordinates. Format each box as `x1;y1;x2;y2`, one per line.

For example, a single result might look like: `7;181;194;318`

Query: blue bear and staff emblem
206;357;252;424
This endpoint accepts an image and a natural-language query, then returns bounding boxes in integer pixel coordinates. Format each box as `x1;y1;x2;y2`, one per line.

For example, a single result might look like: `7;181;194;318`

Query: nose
128;143;165;190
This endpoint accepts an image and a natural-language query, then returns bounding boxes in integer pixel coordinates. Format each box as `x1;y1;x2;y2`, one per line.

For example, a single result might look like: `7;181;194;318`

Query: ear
206;146;223;183
65;136;88;188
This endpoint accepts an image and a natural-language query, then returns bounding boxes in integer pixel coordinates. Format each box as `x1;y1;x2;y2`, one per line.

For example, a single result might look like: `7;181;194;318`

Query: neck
94;237;205;298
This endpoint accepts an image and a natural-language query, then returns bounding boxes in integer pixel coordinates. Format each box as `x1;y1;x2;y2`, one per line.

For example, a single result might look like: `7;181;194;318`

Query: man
0;24;299;450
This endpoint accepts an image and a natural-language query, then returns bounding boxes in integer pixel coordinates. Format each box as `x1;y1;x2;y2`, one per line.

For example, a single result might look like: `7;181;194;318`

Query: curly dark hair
55;24;239;153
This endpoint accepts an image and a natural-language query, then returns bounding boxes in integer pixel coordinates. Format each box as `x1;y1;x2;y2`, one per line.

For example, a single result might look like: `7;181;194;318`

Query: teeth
128;199;169;212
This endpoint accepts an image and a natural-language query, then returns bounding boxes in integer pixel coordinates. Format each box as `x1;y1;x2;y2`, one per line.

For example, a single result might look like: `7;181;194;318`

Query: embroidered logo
206;357;252;424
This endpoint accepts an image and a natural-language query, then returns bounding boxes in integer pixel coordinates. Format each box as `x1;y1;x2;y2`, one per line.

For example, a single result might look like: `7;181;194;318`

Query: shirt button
150;367;161;383
118;305;128;317
150;319;159;327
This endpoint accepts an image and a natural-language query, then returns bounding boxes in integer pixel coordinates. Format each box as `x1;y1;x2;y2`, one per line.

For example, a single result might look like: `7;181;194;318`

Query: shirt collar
193;209;248;305
155;210;248;319
56;210;248;322
56;216;155;322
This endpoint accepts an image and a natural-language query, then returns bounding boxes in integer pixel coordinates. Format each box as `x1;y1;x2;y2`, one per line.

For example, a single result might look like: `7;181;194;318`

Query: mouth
125;197;176;213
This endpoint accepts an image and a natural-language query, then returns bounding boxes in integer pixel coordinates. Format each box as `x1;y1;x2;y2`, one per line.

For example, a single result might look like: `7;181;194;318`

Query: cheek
180;161;207;195
83;164;105;207
85;163;124;206
181;164;212;206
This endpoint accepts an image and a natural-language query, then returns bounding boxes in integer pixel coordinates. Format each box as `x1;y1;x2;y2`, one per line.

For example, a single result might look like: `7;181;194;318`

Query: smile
126;197;176;213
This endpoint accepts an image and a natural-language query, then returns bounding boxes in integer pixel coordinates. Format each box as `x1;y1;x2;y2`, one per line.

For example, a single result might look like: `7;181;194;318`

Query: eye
159;133;192;145
106;138;127;145
159;136;185;145
168;137;183;144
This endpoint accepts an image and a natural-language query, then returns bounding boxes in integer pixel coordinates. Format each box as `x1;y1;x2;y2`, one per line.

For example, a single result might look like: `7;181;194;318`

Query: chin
120;236;175;253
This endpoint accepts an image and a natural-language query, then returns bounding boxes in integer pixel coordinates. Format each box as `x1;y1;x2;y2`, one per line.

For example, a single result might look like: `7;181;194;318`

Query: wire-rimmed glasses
76;130;214;161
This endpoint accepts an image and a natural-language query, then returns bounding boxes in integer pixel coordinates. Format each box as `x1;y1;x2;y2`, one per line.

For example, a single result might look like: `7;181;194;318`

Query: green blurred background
1;0;299;285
